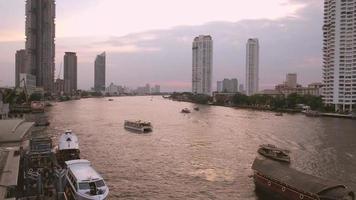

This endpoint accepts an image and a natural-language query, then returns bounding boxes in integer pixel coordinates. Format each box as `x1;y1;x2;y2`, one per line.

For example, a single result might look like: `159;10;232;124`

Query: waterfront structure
246;38;259;96
64;52;77;95
0;101;9;119
94;52;106;92
222;78;238;93
323;0;356;111
19;73;36;95
15;49;27;87
286;73;297;88
192;35;213;95
260;82;323;97
25;0;56;93
106;83;120;95
54;78;64;96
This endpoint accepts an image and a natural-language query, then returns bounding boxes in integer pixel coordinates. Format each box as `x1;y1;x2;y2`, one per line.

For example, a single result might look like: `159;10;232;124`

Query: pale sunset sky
0;0;323;91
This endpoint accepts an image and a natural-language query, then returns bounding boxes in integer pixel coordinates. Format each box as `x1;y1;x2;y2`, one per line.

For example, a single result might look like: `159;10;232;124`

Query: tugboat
57;130;80;166
124;120;152;133
181;108;191;113
252;157;355;200
258;144;290;163
64;159;109;200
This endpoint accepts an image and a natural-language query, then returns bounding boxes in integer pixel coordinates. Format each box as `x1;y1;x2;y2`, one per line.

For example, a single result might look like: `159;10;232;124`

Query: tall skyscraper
286;73;297;88
192;35;213;95
222;78;238;93
64;52;77;95
94;52;106;92
25;0;56;93
245;38;259;96
15;49;27;87
323;0;356;111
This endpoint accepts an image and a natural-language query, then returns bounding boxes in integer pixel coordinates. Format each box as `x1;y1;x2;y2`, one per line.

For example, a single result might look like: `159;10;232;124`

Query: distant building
145;83;150;94
19;73;36;95
239;84;244;93
222;78;238;93
217;81;223;92
323;0;356;111
25;0;56;93
64;52;77;95
15;49;27;87
94;52;106;92
0;100;9;119
246;38;259;96
286;73;297;88
106;83;119;95
192;35;213;95
152;85;161;94
261;82;323;97
54;78;64;96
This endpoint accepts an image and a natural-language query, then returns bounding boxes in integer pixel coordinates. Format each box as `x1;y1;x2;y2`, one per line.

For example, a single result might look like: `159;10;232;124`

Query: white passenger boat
57;130;80;165
64;159;109;200
124;120;152;133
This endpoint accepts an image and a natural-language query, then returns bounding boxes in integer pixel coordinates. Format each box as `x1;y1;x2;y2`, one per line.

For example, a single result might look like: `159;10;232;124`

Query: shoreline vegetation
169;92;356;117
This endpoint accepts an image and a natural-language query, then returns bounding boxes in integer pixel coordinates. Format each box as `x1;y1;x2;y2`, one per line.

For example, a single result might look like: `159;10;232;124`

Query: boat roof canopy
58;131;79;150
65;159;103;182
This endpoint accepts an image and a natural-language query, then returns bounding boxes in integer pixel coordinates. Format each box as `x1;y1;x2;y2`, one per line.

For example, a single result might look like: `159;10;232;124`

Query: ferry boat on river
57;130;80;166
124;120;152;133
258;144;290;163
64;159;109;200
252;157;355;200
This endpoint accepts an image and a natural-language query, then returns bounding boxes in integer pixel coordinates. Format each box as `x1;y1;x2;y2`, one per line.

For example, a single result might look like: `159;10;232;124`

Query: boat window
78;182;90;190
95;180;105;187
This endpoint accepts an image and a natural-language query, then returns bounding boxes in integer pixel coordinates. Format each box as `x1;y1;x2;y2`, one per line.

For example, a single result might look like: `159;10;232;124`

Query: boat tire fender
299;194;304;199
282;187;286;192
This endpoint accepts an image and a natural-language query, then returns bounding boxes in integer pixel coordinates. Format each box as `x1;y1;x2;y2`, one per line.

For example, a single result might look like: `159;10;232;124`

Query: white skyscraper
323;0;356;111
192;35;213;95
245;38;259;96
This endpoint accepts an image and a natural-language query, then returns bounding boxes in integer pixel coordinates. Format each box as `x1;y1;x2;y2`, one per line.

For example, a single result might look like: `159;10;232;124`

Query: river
45;96;356;199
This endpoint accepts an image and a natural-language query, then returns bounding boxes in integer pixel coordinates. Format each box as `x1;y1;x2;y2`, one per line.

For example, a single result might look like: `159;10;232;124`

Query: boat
258;144;290;163
124;120;152;133
64;159;109;200
56;130;80;166
275;112;283;116
31;101;45;113
194;107;200;111
252;157;355;200
181;108;191;113
108;98;114;101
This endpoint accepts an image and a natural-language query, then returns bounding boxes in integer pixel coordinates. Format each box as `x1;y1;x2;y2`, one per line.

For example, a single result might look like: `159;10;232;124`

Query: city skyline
0;0;323;91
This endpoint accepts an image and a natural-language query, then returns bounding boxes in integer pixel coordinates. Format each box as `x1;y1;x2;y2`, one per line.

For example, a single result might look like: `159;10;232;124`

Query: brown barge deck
252;157;355;200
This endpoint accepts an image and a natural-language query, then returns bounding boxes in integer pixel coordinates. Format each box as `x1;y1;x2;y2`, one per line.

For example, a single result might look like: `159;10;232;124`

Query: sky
0;0;323;91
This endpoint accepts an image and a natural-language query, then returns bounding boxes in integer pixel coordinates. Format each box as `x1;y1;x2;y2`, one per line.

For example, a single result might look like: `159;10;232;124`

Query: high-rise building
152;85;161;94
54;78;64;95
25;0;56;93
15;49;27;87
94;52;106;92
64;52;77;95
286;73;297;88
323;0;356;111
192;35;213;95
246;38;259;96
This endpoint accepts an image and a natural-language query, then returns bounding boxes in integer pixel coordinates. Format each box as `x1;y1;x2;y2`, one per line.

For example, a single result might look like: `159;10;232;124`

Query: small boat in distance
181;108;191;113
303;110;321;117
258;144;290;163
124;120;153;133
275;112;283;116
194;107;200;111
57;130;80;166
64;159;109;200
108;98;114;101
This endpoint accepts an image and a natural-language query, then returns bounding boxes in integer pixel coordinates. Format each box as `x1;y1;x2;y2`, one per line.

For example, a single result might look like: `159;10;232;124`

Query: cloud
0;0;323;92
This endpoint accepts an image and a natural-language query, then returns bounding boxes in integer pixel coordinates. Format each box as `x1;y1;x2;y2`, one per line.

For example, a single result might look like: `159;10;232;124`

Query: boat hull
254;172;317;200
124;125;152;133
